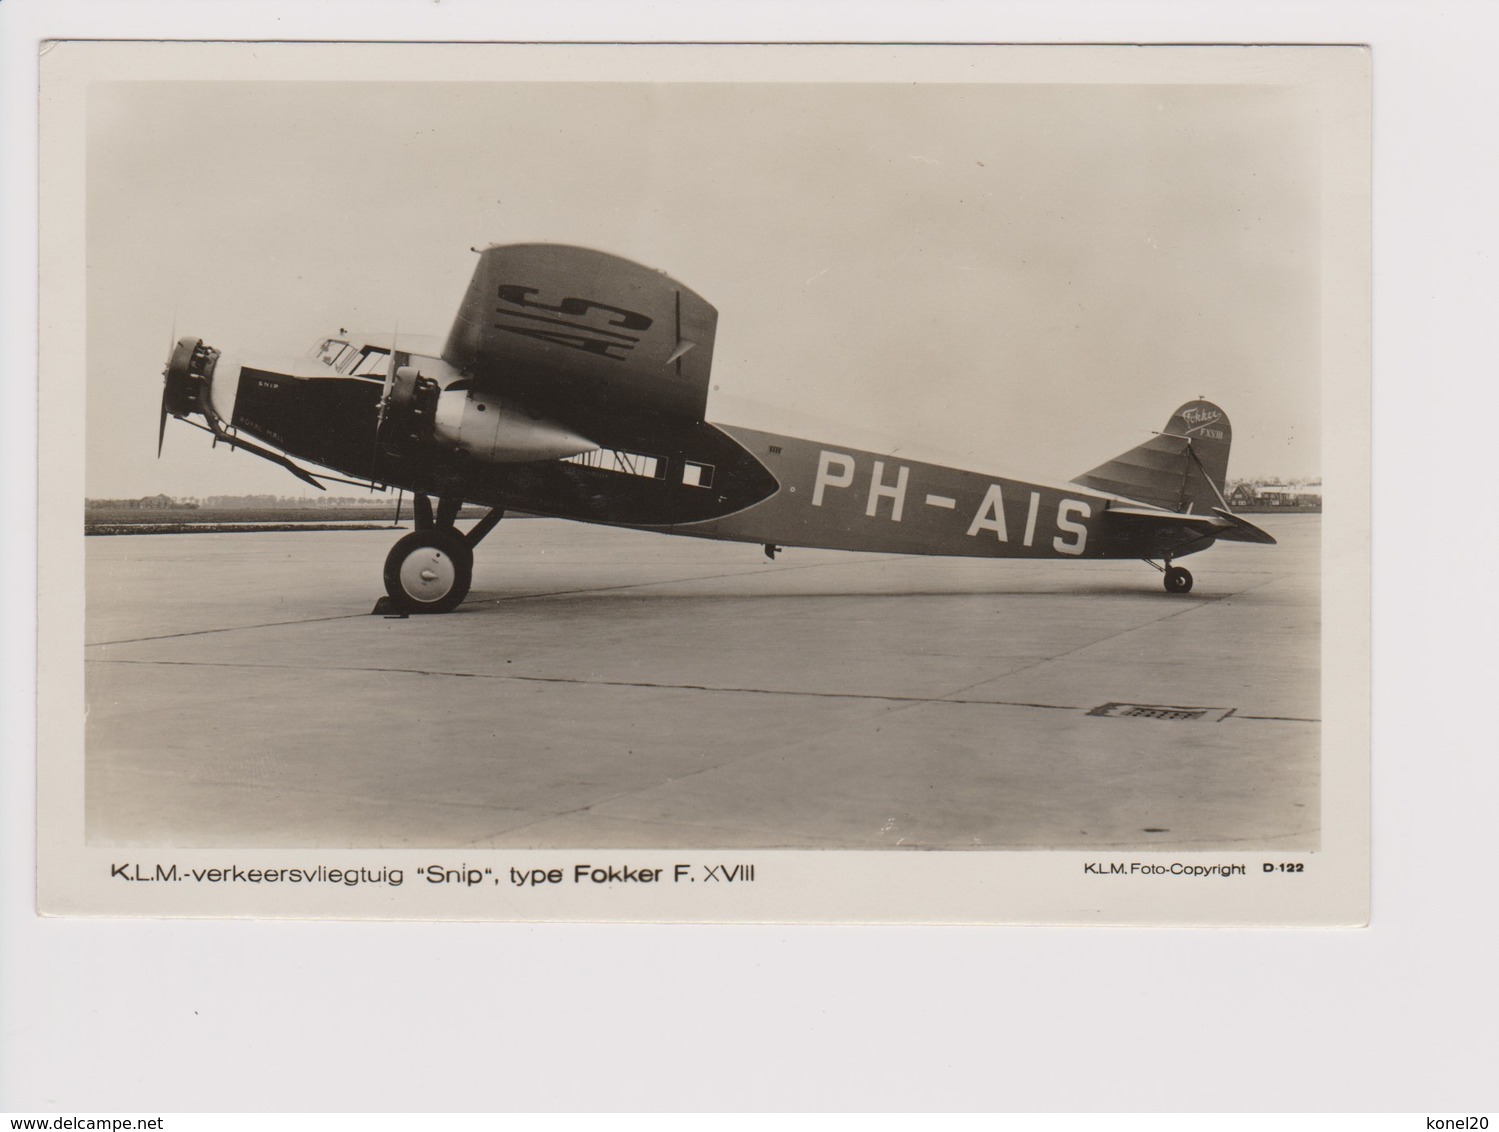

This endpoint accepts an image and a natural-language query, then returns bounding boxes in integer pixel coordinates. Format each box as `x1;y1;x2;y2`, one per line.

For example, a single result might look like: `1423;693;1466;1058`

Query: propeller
157;310;178;457
160;334;206;456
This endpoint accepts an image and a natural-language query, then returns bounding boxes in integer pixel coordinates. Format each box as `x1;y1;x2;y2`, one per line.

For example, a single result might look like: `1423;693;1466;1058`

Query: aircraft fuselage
215;350;1203;562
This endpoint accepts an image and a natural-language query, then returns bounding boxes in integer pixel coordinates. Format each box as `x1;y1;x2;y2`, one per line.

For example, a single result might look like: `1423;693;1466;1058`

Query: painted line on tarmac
89;656;1318;722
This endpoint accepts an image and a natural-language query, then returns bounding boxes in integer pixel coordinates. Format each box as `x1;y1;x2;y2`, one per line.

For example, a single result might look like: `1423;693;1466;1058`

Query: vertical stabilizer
1071;400;1233;513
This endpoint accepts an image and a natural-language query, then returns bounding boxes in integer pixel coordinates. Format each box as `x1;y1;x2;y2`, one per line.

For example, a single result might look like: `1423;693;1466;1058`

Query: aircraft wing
442;244;718;436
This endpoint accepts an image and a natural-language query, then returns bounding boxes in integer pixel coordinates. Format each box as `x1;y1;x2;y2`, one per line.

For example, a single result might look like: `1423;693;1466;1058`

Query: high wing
442;244;718;438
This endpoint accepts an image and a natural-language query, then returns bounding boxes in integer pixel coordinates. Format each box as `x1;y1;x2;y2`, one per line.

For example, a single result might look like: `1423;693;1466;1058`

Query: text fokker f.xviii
158;244;1275;612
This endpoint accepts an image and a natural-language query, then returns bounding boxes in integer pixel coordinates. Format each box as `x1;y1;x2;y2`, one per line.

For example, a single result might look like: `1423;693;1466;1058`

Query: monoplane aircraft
158;244;1275;613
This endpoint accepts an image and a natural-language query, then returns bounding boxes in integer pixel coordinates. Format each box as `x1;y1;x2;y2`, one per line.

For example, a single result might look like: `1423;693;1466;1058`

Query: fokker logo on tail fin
1181;406;1224;434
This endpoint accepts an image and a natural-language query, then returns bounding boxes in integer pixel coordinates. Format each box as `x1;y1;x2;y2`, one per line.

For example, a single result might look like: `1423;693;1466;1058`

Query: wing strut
182;413;384;493
1183;441;1234;512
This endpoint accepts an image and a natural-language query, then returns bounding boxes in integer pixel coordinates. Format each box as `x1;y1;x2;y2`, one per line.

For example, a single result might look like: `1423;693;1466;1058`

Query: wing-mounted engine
376;358;445;457
375;353;598;475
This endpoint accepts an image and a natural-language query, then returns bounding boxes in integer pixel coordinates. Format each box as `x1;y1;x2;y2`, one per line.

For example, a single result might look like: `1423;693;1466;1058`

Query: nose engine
159;336;220;453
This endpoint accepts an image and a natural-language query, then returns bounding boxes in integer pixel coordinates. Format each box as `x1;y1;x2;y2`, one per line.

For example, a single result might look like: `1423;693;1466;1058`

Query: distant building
1227;482;1322;511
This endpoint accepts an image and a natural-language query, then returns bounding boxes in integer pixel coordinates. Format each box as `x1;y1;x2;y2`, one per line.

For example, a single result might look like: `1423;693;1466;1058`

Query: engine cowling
162;336;219;419
432;381;597;463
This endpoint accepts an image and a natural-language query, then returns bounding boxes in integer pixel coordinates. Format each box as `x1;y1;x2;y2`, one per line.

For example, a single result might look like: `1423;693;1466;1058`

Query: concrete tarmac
85;515;1320;850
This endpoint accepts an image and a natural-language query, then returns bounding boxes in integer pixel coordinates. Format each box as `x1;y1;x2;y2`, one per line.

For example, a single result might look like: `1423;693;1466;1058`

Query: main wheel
383;530;473;613
1163;565;1194;594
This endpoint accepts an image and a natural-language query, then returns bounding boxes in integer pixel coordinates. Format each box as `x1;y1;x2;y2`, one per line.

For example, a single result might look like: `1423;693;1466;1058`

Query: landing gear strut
376;495;504;614
1145;558;1194;595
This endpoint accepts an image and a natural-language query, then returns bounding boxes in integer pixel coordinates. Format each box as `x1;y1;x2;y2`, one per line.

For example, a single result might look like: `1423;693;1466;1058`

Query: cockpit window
351;348;391;377
317;339;353;368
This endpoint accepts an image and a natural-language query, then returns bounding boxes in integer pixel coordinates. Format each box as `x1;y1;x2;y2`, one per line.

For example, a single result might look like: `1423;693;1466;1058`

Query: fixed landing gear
1145;558;1195;595
383;529;472;613
1164;565;1193;594
377;495;504;614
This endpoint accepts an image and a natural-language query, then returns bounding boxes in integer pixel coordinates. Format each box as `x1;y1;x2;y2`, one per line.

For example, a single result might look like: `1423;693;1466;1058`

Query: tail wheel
383;530;473;614
1164;565;1194;594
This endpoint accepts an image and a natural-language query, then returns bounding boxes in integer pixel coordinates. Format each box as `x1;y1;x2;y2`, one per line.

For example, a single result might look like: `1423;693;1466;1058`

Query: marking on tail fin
1180;406;1224;434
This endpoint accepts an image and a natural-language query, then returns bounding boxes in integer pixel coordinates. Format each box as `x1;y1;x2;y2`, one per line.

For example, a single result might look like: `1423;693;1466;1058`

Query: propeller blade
157;386;169;457
159;313;180;457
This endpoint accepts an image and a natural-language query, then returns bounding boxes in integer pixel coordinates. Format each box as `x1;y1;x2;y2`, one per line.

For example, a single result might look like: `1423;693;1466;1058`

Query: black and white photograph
15;2;1499;1115
38;42;1369;924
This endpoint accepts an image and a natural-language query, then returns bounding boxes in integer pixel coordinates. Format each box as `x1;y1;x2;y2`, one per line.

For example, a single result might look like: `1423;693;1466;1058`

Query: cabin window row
561;448;715;489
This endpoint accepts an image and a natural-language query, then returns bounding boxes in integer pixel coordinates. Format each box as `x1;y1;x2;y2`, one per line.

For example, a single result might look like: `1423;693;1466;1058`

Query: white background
3;0;1495;1114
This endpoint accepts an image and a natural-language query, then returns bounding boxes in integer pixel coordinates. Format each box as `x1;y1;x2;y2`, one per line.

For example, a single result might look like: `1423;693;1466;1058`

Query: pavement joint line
931;588;1229;700
89;655;1079;709
87;555;1274;646
463;555;912;605
83;557;911;647
87;611;373;648
86;656;1319;721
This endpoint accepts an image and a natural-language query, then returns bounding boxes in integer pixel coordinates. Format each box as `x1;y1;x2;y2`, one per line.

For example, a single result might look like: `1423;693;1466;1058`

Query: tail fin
1071;400;1233;514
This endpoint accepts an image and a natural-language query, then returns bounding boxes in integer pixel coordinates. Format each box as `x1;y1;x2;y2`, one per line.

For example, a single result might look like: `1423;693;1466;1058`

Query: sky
86;78;1322;499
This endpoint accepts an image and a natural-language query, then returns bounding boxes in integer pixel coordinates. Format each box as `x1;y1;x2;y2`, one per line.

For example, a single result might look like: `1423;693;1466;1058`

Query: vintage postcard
37;41;1370;923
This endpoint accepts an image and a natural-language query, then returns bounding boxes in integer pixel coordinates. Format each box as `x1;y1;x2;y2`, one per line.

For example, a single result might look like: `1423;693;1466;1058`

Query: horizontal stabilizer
1108;506;1222;526
1102;504;1276;558
1209;507;1277;545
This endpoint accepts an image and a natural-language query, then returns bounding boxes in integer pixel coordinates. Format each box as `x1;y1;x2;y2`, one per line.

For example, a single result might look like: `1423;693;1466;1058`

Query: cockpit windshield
313;338;391;377
316;338;353;368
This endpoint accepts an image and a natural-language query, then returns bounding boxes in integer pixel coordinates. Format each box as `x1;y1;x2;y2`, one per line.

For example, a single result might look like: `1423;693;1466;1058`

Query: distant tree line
86;493;391;510
86;494;198;510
